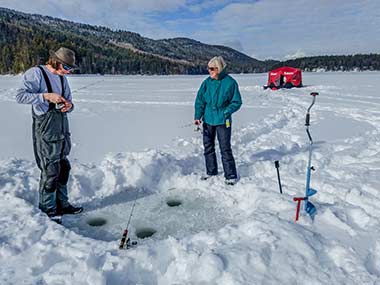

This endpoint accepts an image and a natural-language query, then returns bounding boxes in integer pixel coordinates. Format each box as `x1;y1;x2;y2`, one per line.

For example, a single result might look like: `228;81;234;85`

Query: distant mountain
0;7;270;75
0;7;379;75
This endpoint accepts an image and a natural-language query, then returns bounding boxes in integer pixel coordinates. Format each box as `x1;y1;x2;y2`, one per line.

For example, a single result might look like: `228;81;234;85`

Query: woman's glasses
208;66;217;71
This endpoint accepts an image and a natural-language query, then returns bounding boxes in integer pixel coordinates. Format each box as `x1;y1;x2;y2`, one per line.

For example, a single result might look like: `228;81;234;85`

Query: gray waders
33;66;72;214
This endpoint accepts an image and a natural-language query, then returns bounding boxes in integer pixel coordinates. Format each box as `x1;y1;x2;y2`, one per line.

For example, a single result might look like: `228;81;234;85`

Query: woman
194;56;242;185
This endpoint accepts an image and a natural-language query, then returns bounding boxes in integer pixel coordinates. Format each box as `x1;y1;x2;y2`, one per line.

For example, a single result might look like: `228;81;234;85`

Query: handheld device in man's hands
55;102;65;110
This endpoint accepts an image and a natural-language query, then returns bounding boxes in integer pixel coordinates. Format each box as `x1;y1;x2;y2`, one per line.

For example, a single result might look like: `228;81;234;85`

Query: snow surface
0;72;379;284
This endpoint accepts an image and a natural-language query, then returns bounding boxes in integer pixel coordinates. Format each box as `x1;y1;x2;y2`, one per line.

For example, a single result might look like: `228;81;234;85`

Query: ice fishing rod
179;122;193;128
293;92;319;221
71;79;105;94
119;190;139;250
180;121;203;132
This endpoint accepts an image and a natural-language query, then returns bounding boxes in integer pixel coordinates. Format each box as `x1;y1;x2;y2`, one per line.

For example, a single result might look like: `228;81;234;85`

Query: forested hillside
0;8;268;74
273;54;380;72
0;7;379;75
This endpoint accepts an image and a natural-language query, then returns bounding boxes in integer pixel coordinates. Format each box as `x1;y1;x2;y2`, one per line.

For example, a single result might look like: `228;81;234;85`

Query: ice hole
166;198;182;207
87;217;107;227
135;228;156;239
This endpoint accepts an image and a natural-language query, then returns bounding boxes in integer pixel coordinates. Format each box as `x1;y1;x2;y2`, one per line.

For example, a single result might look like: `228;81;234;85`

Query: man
16;47;83;223
194;56;242;185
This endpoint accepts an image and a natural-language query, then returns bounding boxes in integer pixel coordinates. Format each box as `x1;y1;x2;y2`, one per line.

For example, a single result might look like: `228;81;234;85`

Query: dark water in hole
166;199;182;207
136;228;156;239
87;217;107;227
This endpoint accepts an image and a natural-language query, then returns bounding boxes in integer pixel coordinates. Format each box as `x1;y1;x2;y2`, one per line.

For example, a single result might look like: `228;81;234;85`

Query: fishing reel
119;229;138;250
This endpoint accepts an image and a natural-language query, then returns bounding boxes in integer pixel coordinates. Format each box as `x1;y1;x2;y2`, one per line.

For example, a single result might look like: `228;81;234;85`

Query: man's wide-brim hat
49;47;78;68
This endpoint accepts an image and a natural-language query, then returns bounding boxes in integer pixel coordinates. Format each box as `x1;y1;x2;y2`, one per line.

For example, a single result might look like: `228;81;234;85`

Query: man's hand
194;119;201;126
61;101;72;113
43;93;67;104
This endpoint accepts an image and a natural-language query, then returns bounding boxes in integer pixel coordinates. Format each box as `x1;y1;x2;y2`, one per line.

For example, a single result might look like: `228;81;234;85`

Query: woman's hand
194;119;201;126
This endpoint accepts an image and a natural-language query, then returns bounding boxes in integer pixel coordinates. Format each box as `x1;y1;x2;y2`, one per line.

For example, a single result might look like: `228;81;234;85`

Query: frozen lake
1;72;378;163
1;72;380;284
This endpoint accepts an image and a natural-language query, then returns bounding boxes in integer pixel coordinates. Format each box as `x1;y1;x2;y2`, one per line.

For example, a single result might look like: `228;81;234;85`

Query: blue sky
1;0;379;60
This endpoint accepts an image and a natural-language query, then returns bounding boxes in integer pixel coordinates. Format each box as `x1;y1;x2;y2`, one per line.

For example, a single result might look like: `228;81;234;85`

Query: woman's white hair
208;56;227;71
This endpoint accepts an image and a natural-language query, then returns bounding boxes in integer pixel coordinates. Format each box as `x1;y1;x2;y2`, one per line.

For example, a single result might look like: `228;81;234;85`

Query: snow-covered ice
0;72;379;284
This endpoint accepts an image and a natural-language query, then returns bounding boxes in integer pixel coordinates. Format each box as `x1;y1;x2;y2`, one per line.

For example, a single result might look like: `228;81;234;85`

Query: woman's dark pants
202;122;237;179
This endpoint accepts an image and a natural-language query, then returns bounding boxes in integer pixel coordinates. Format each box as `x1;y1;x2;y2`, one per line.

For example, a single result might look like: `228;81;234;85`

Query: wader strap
59;76;64;96
37;66;52;93
37;65;65;111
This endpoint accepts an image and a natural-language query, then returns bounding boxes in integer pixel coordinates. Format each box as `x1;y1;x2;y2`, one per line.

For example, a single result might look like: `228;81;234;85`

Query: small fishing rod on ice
119;190;139;250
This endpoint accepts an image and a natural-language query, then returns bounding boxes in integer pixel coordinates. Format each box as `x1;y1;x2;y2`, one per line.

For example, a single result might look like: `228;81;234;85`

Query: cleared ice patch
63;187;235;242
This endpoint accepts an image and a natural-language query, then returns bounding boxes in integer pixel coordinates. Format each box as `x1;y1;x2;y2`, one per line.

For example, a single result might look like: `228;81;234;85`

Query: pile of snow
0;73;379;284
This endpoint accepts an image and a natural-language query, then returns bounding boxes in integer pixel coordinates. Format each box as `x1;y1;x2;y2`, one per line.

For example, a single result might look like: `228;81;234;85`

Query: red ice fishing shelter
265;66;302;90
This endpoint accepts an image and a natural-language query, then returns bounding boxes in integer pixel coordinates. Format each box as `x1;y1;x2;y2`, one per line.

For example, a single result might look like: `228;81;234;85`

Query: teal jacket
194;70;242;126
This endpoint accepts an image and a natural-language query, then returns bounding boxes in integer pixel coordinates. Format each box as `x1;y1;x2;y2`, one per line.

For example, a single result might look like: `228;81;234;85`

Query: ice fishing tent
264;66;302;90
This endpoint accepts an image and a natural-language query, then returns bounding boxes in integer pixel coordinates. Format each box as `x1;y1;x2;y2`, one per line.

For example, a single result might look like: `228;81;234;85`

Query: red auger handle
119;229;128;249
293;197;306;221
293;197;306;201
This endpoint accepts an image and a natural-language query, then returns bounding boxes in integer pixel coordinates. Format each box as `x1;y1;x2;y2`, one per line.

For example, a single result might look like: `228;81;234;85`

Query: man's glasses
208;66;217;71
62;64;74;72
